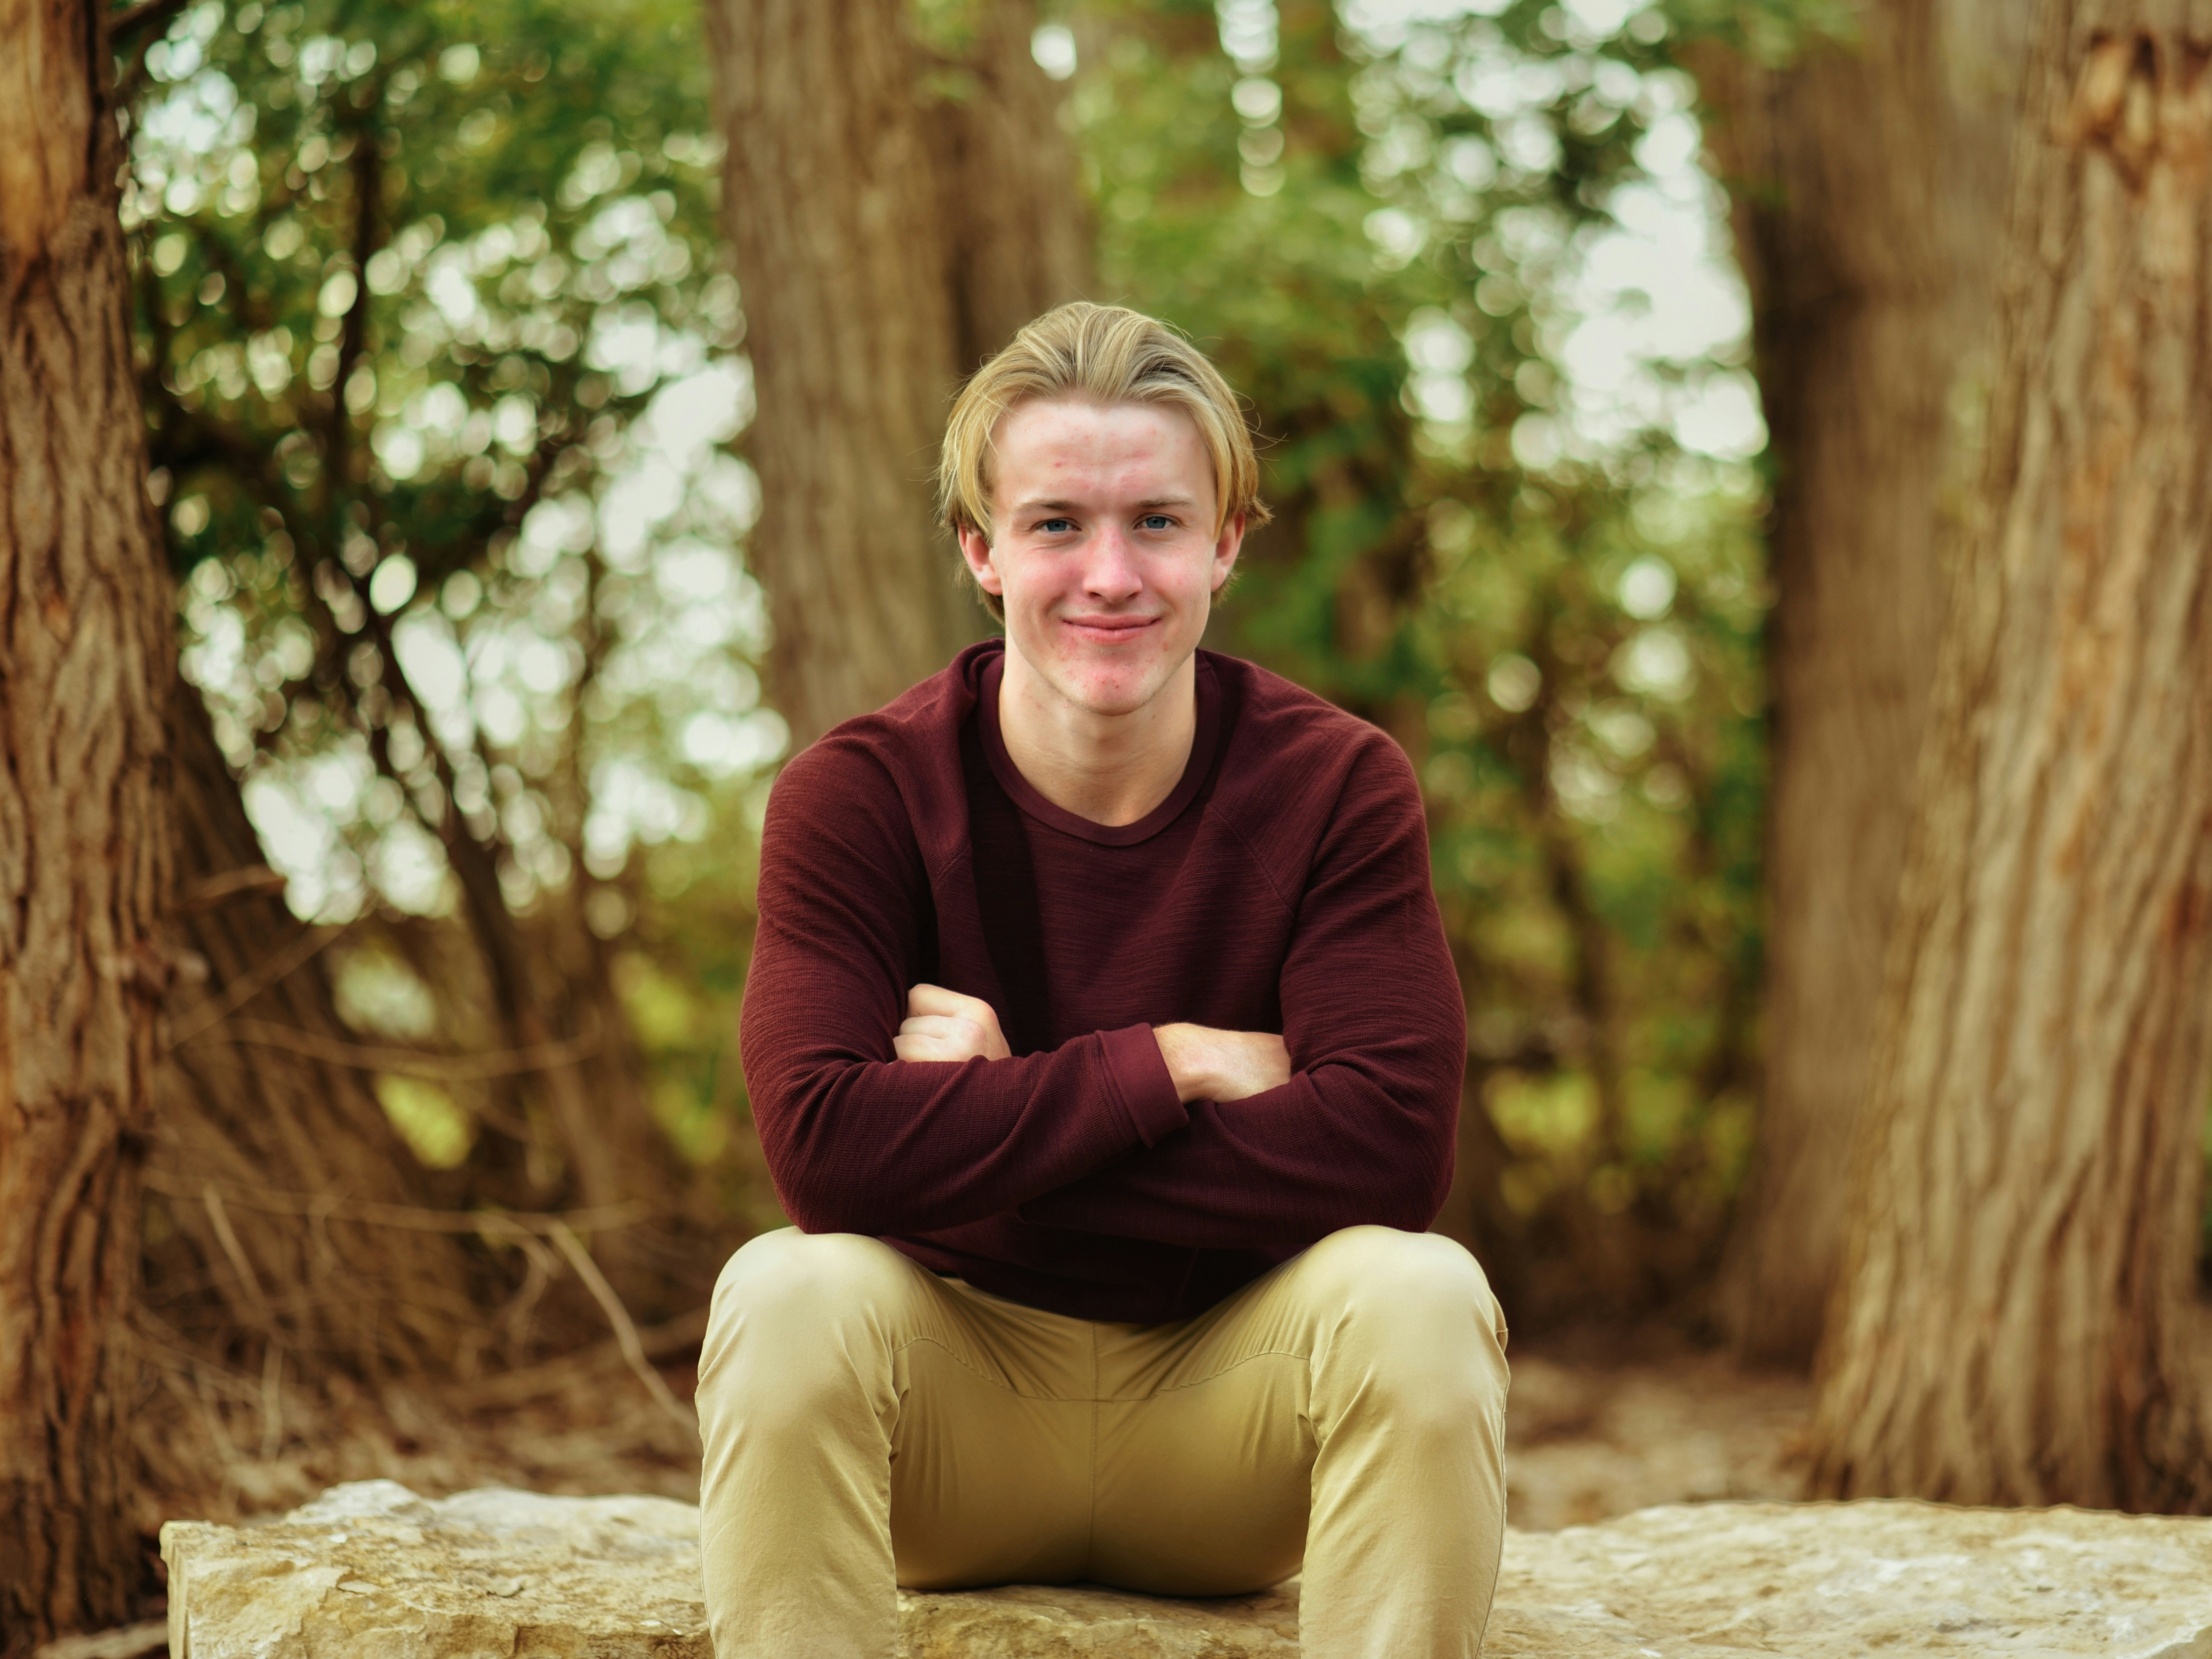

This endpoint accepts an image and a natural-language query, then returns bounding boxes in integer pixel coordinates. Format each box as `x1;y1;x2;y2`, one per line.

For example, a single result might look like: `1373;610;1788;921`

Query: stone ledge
161;1480;2212;1657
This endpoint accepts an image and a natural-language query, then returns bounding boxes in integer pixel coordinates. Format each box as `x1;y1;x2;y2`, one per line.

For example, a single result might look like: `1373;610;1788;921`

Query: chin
1062;676;1158;717
1055;659;1173;717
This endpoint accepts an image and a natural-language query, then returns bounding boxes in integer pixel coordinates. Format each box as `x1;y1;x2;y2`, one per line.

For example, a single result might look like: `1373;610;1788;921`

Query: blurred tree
701;0;1091;744
1810;3;2212;1509
0;3;175;1643
1695;0;2033;1366
1074;0;1771;1321
130;0;752;1322
122;0;1834;1370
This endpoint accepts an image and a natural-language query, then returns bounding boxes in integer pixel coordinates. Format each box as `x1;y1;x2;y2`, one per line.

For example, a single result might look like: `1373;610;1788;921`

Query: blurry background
112;0;2113;1540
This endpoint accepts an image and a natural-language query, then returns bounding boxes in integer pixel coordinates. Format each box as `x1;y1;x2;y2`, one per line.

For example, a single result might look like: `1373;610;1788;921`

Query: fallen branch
449;1304;710;1408
545;1220;701;1448
175;863;290;915
163;923;349;1049
142;1171;650;1238
190;1016;602;1082
199;1182;271;1317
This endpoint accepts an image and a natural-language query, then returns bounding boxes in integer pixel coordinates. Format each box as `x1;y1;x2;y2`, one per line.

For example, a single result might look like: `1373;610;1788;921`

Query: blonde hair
939;302;1270;613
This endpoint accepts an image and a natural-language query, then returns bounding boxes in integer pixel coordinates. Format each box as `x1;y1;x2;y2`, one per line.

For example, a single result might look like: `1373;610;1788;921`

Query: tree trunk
1697;0;2034;1365
1809;0;2212;1509
0;3;177;1641
702;0;1091;746
928;2;1094;370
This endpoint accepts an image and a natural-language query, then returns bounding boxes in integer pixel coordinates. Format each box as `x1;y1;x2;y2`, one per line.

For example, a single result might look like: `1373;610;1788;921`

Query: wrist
1152;1023;1215;1103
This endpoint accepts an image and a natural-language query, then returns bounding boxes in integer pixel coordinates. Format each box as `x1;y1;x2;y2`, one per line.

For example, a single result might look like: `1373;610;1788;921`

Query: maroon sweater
739;642;1466;1322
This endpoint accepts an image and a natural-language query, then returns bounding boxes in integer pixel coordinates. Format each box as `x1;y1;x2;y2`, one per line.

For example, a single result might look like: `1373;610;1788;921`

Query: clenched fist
893;983;1011;1065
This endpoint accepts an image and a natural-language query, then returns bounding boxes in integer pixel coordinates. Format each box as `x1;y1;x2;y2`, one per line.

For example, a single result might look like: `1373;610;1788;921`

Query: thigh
701;1234;1100;1592
1087;1346;1313;1595
1081;1228;1509;1598
887;1279;1097;1592
888;1340;1094;1589
1083;1257;1330;1596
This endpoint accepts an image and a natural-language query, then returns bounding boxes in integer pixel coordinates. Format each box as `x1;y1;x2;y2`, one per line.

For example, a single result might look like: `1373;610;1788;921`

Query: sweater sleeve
740;739;1189;1237
1014;735;1464;1248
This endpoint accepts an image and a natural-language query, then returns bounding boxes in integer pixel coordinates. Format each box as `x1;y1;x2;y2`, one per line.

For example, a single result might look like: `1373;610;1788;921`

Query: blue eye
1038;517;1075;534
1141;514;1174;530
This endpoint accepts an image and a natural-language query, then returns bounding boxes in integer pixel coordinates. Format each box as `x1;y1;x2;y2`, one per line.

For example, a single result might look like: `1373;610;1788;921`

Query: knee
698;1229;912;1404
711;1227;911;1323
1305;1227;1504;1333
1304;1228;1509;1410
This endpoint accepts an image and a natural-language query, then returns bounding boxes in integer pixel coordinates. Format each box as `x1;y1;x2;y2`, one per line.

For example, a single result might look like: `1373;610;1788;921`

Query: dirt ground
1501;1326;1813;1530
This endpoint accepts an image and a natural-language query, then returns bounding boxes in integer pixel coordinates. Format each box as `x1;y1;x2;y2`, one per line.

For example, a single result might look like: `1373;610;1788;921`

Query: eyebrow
1010;495;1198;515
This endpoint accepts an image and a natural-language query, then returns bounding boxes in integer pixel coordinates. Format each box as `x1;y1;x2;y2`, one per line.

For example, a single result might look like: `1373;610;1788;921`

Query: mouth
1060;615;1161;644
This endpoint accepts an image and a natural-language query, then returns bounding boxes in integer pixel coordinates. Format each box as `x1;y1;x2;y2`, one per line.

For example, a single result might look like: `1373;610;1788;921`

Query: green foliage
134;0;1840;1315
1066;0;1774;1314
130;0;769;1201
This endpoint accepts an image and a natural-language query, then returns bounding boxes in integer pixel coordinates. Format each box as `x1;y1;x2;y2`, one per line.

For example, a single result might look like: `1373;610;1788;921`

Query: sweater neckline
974;644;1220;847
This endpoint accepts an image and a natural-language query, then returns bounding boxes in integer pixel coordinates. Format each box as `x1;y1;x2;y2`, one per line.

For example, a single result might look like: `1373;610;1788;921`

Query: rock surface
1490;1502;2212;1656
163;1480;2212;1657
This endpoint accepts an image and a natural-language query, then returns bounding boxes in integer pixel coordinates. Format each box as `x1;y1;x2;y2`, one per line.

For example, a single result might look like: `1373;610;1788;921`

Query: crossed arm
741;733;1463;1248
894;983;1292;1106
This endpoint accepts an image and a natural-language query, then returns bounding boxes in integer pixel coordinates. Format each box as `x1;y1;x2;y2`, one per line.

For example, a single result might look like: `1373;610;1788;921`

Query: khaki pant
696;1225;1510;1658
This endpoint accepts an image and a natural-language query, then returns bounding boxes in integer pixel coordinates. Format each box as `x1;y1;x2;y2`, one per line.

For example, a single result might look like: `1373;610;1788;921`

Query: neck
996;648;1198;827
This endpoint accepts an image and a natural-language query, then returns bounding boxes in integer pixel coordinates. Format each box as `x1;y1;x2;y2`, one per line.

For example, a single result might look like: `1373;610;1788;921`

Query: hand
893;984;1011;1064
1153;1024;1290;1103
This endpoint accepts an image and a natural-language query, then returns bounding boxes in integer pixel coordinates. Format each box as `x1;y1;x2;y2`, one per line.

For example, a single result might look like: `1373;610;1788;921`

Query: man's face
958;397;1242;720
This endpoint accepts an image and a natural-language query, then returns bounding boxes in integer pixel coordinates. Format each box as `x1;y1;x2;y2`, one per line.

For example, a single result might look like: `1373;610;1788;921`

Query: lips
1062;615;1158;639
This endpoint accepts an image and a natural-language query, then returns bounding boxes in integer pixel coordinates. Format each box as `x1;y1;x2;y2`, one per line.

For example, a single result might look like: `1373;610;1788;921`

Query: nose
1081;524;1143;604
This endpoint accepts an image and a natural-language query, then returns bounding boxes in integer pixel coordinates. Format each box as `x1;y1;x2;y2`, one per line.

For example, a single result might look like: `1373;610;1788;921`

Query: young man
697;302;1509;1659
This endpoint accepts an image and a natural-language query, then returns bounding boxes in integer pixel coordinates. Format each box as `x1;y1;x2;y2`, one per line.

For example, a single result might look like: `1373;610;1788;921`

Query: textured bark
930;3;1094;370
703;0;1091;746
1699;0;2036;1365
0;2;177;1641
1809;0;2212;1509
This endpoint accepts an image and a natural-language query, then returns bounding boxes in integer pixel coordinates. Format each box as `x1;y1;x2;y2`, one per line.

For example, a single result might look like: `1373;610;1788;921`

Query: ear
1210;511;1246;594
957;524;1004;598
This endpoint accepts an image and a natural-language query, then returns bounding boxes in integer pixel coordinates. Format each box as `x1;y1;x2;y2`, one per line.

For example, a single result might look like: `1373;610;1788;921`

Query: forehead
989;397;1213;503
